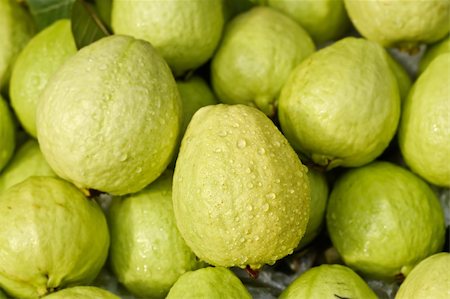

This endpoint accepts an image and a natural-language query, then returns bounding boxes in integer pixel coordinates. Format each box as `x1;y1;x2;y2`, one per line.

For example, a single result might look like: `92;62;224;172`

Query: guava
10;19;76;137
278;37;400;169
0;289;5;299
36;35;181;195
166;267;251;299
267;0;350;44
327;162;445;280
108;171;204;298
419;36;450;74
279;264;377;299
0;177;110;299
111;0;224;76
344;0;450;49
43;286;119;299
0;139;55;192
395;252;450;299
211;6;314;116
173;104;310;269
385;53;412;103
0;96;15;172
399;54;450;187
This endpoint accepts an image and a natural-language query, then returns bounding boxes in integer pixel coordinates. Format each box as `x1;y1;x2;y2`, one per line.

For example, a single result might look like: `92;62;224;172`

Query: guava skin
419;36;450;74
43;286;120;299
0;96;15;172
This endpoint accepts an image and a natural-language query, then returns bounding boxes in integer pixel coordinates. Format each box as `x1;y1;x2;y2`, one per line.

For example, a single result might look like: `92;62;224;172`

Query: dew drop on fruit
237;139;247;148
265;193;276;200
262;203;269;212
258;147;266;155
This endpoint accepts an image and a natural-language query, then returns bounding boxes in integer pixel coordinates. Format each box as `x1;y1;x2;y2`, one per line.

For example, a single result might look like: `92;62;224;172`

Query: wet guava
327;162;445;280
0;177;110;299
267;0;350;44
111;0;224;76
211;6;314;116
43;286;119;299
419;36;450;74
0;139;55;192
395;252;450;299
278;37;400;169
399;54;450;187
36;35;181;195
108;171;204;298
10;19;76;137
166;267;251;299
173;104;310;269
344;0;450;49
279;264;377;299
0;96;15;172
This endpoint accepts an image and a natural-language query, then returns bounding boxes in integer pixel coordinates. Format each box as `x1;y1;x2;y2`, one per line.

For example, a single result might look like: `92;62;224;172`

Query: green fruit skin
267;0;350;44
279;264;378;299
173;104;310;269
10;19;77;137
37;35;181;195
108;171;204;299
419;36;450;74
344;0;450;48
399;54;450;187
112;0;224;76
0;177;110;299
327;162;445;280
166;267;251;299
0;96;15;172
278;37;400;169
43;286;120;299
0;289;5;299
211;6;315;116
385;53;412;103
0;139;56;193
395;253;450;299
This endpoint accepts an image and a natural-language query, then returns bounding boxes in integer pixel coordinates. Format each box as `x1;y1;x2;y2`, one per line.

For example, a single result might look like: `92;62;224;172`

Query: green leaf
71;0;111;50
25;0;76;30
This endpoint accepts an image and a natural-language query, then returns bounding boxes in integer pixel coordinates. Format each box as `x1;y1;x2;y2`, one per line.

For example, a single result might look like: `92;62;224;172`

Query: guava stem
245;265;260;279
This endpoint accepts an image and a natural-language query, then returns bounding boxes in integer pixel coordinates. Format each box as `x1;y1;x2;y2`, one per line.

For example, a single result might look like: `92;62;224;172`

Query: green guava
399;54;450;187
10;19;76;137
111;0;224;76
166;267;251;299
385;53;412;103
43;286;119;299
419;36;450;74
108;171;204;298
0;96;15;172
173;104;310;269
36;35;181;195
278;37;400;169
395;252;450;299
279;264;377;299
0;139;55;192
0;177;110;299
211;6;314;116
0;289;5;299
327;162;445;280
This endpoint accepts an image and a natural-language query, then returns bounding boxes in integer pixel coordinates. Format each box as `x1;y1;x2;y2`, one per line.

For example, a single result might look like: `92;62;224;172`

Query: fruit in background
399;54;450;187
0;177;110;299
223;0;255;20
0;0;35;91
395;253;450;299
108;171;204;298
211;6;314;116
0;96;15;172
37;35;181;195
344;0;450;49
43;286;120;299
327;162;445;280
385;53;411;103
267;0;350;44
0;139;55;192
173;104;310;269
278;37;400;169
166;267;251;299
111;0;224;76
419;36;450;74
0;289;5;299
279;264;378;299
10;19;77;137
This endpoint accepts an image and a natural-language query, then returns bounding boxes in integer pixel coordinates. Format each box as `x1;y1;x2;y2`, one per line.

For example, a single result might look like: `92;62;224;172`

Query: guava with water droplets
43;286;119;299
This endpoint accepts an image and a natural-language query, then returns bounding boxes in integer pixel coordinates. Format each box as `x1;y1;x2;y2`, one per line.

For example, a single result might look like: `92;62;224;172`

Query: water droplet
262;203;269;212
245;167;251;173
289;189;295;194
254;235;260;241
257;148;266;155
136;167;142;173
218;131;227;137
237;139;247;148
265;193;276;200
240;237;246;243
119;154;128;161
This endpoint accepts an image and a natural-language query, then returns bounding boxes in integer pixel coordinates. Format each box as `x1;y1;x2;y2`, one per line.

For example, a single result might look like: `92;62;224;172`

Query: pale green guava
0;96;15;172
327;162;445;280
10;19;76;137
267;0;350;43
395;252;450;299
166;267;251;299
108;171;204;298
399;54;450;187
279;264;377;299
0;139;55;192
211;6;314;116
278;37;400;169
0;177;110;299
344;0;450;49
36;35;181;195
419;36;450;74
173;104;310;269
43;286;119;299
386;53;412;103
111;0;224;76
